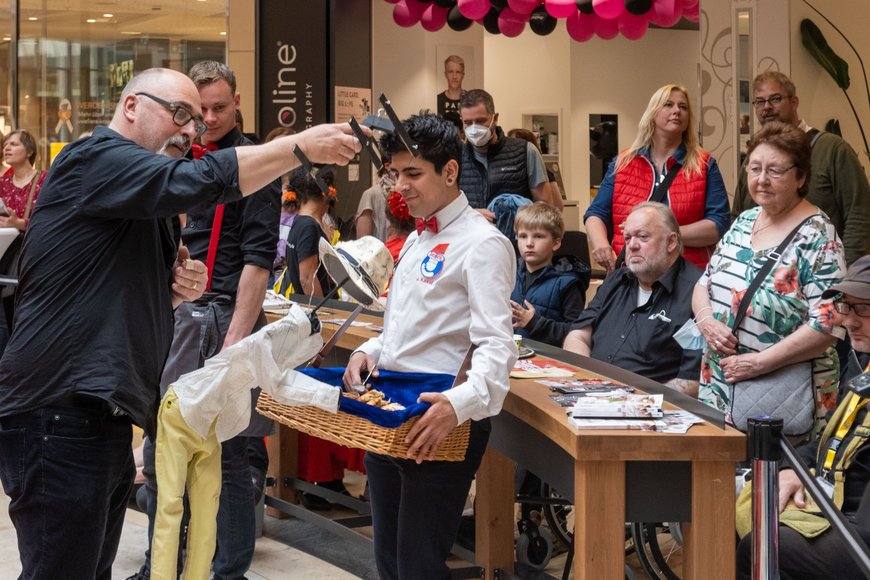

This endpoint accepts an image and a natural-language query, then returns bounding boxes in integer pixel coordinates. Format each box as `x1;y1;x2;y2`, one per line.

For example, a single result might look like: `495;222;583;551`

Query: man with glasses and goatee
0;67;361;580
732;70;870;266
130;60;280;580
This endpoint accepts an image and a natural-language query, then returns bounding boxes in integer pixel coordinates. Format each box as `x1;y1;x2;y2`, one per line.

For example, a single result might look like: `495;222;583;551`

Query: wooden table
263;301;746;579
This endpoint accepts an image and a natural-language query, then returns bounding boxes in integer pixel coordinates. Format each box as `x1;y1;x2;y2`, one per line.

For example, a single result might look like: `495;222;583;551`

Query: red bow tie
191;142;219;159
415;216;439;235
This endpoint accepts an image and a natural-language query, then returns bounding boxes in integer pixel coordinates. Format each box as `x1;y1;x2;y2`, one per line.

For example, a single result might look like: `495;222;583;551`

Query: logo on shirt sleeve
419;243;449;284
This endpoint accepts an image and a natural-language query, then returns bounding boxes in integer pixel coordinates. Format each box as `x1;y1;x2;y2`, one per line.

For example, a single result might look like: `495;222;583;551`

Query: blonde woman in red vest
585;84;730;272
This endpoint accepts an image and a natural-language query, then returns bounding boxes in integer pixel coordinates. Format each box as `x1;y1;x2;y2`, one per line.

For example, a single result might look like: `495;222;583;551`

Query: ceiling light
121;31;142;35
220;31;226;36
103;13;113;17
86;18;96;23
28;17;38;21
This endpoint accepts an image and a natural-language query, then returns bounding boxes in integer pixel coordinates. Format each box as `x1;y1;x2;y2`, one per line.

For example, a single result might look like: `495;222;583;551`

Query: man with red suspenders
133;61;280;580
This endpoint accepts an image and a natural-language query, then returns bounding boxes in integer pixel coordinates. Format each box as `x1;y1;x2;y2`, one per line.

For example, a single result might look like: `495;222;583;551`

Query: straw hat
318;236;393;311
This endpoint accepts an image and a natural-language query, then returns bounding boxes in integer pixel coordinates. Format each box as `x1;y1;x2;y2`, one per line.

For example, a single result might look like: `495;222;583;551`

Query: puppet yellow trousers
151;387;222;580
148;304;339;580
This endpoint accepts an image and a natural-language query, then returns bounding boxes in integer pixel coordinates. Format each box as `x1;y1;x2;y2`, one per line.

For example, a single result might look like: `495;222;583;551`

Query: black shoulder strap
614;162;683;268
730;216;814;335
649;161;683;204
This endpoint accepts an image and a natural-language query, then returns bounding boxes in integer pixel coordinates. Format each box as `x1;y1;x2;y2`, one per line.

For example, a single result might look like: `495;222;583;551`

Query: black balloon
483;8;501;34
447;5;473;31
434;0;455;7
625;0;653;15
490;0;508;9
529;5;557;36
576;0;594;15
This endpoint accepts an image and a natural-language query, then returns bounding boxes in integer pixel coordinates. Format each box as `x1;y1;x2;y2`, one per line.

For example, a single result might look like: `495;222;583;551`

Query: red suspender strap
204;205;224;291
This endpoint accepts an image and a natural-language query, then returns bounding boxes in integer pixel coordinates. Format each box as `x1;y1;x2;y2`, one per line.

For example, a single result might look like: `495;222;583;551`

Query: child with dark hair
274;166;335;298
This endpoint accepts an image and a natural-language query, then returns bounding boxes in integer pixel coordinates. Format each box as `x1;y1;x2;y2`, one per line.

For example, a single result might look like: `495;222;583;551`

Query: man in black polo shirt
0;67;360;580
458;89;552;218
133;61;279;580
563;202;703;396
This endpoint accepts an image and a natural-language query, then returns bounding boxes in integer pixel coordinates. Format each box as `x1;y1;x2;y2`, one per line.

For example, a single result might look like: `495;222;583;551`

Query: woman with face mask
355;155;394;241
583;84;730;272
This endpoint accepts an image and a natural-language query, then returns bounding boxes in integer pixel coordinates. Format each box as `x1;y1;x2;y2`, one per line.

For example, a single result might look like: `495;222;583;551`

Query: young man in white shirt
344;114;517;579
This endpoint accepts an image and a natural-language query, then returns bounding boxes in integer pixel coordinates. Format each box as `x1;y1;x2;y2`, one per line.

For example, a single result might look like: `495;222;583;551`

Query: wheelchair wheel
515;518;554;570
539;482;574;549
630;522;682;580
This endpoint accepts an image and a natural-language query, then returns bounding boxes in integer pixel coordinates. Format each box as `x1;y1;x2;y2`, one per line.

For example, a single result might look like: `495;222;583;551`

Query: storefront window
13;0;227;168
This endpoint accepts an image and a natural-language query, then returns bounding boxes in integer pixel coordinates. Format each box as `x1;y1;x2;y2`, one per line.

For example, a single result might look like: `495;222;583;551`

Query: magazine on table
570;410;706;432
570;393;664;419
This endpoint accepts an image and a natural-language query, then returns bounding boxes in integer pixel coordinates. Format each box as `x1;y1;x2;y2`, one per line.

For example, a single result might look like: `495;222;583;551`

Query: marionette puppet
150;235;393;580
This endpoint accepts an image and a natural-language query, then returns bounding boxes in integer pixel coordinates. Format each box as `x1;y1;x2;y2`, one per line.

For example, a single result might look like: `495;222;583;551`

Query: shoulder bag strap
614;162;683;268
22;170;42;222
730;216;813;335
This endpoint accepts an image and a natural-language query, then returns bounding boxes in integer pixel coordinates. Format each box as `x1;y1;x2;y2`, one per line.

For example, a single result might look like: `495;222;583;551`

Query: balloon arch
387;0;699;41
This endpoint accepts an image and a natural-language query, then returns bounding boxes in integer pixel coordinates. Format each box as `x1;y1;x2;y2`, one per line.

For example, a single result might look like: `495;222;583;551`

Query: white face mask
464;120;493;147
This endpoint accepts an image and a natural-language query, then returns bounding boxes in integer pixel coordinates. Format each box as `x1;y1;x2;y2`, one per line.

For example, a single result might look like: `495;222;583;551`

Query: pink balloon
595;13;619;39
458;0;491;20
619;11;648;40
421;4;449;31
544;0;577;19
566;11;595;42
593;0;625;20
677;0;699;8
498;7;527;37
393;0;424;27
508;0;540;15
649;0;683;28
682;2;699;22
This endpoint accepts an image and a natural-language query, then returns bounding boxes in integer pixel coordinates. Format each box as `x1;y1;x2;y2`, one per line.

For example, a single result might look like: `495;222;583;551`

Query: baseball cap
822;255;870;300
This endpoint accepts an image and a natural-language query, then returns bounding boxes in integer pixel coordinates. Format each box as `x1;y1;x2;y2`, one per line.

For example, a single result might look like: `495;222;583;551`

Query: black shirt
571;257;703;383
284;214;333;296
182;128;280;295
0;125;243;429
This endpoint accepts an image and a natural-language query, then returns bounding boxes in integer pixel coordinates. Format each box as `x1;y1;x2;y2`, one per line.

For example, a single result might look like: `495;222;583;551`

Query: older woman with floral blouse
692;122;846;434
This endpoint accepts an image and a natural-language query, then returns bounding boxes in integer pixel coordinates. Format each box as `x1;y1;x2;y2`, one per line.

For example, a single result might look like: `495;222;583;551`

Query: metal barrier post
748;417;783;580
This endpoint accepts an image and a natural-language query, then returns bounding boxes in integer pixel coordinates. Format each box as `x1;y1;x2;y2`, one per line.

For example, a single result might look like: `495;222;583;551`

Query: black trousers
364;419;490;580
737;525;867;579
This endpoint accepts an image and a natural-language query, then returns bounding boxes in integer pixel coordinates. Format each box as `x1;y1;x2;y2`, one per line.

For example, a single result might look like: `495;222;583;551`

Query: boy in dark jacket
511;202;590;346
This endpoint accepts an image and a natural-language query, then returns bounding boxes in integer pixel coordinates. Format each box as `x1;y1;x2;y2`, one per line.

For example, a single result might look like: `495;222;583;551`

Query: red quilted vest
611;151;711;269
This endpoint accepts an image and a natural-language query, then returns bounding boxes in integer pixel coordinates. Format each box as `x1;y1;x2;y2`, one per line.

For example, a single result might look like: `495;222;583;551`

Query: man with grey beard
563;202;703;396
132;60;280;580
0;67;360;580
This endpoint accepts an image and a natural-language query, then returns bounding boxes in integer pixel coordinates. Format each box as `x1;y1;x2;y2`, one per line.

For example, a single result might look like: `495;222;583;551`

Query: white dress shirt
356;194;517;425
172;304;339;441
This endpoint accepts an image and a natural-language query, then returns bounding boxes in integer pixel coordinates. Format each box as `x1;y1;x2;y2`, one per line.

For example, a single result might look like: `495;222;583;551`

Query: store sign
257;0;327;135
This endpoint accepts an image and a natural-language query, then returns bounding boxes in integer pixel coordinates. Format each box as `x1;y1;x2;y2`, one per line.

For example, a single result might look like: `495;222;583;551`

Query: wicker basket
256;391;470;462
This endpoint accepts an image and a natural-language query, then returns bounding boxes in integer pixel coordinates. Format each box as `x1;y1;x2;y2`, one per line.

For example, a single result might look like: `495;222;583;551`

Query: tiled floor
0;493;359;580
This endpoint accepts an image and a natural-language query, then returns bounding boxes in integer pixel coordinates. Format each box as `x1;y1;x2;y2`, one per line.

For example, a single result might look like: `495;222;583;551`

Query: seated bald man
563;202;703;396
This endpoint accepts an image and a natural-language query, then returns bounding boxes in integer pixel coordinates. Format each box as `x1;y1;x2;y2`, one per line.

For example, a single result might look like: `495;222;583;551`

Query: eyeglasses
136;92;207;139
746;164;795;180
752;94;789;108
835;301;870;318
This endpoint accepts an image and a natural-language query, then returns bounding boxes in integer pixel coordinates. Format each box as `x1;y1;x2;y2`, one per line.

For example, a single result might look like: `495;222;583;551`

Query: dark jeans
737;526;867;579
364;419;490;580
141;434;257;580
0;403;134;580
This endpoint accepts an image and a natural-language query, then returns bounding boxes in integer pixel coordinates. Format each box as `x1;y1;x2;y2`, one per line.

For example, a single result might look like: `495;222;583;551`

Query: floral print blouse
697;208;846;435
